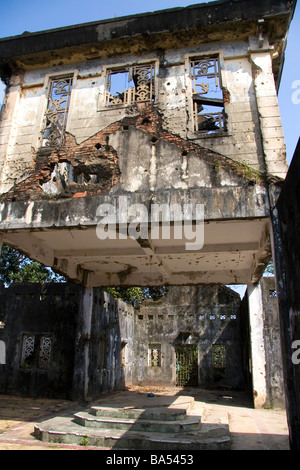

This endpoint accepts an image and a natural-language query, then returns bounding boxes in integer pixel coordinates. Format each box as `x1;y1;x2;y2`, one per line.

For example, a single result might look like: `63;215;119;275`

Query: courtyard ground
0;386;289;451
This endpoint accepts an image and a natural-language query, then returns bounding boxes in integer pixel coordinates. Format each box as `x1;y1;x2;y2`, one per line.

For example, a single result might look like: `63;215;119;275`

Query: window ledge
188;131;232;140
97;102;156;112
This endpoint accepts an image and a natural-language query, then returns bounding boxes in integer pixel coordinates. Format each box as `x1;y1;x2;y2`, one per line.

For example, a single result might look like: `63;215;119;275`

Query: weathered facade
0;0;297;446
133;285;244;390
241;276;285;409
0;280;284;409
0;283;132;399
0;0;294;288
271;138;300;448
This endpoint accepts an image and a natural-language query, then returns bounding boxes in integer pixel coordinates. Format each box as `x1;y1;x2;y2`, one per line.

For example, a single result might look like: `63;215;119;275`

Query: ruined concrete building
0;278;284;413
0;0;298;448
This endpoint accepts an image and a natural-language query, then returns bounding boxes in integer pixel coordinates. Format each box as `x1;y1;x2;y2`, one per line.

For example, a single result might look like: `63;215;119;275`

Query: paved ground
0;387;290;450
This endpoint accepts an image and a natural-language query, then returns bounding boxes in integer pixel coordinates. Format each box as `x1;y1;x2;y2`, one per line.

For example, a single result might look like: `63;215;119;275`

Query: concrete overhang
0;0;296;87
0;187;272;287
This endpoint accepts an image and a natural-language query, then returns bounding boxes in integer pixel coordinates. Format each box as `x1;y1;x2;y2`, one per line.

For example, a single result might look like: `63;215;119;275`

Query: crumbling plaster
0;0;294;288
0;32;288;198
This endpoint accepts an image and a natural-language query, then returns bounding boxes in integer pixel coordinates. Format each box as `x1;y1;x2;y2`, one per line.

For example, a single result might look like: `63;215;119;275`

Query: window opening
42;76;73;147
105;64;155;107
21;334;53;369
21;334;35;368
39;336;52;370
191;57;225;134
212;344;226;368
175;344;198;386
149;344;161;367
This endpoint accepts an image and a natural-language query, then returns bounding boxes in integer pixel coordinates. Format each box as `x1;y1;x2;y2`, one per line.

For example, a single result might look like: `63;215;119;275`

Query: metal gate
175;344;198;387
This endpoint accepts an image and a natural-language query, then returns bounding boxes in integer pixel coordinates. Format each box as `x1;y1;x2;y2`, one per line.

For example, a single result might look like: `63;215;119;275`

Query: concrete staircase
34;392;231;450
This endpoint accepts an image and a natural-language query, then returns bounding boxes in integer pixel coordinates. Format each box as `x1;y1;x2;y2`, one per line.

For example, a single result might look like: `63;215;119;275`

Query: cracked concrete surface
0;387;289;450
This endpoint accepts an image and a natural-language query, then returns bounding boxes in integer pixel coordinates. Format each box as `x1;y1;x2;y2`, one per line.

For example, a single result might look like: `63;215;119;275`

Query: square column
248;282;267;408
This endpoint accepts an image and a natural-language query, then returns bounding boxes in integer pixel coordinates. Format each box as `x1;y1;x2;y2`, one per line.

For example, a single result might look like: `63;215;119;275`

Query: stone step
33;393;231;450
34;416;231;450
74;411;201;433
90;404;190;421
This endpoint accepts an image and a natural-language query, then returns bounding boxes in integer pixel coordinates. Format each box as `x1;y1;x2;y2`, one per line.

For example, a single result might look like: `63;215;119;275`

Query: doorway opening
175;344;198;387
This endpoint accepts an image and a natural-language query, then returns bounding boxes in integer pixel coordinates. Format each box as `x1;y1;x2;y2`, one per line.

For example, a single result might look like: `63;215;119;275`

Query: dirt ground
0;387;290;451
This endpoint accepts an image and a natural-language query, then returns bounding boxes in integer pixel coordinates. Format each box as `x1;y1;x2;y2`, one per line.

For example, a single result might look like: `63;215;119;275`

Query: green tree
105;286;168;307
0;244;65;285
264;260;274;276
105;287;147;307
0;245;167;304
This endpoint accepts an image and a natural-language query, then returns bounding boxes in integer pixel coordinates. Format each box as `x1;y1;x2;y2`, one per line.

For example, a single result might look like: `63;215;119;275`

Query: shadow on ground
0;387;290;450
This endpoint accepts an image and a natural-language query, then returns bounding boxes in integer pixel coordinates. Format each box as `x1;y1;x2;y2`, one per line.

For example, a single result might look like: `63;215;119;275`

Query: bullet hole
95;143;102;150
122;125;129;131
182;150;188;156
151;137;158;144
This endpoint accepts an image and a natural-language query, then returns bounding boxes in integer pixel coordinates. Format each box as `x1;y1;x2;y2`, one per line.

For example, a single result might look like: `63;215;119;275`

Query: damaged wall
260;277;285;408
0;282;135;400
271;137;300;447
0;21;289;200
72;287;134;400
132;285;245;390
0;281;284;404
240;276;285;409
0;1;292;289
0;283;80;398
0;282;245;398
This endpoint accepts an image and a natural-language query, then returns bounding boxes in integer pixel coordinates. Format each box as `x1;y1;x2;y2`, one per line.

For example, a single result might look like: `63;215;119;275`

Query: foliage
105;286;168;307
0;245;167;307
264;260;274;276
0;244;65;285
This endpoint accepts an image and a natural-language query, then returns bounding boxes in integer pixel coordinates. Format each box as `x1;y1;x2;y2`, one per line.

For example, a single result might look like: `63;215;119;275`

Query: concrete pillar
247;282;267;408
72;286;93;401
0;238;5;367
250;43;288;179
0;340;5;364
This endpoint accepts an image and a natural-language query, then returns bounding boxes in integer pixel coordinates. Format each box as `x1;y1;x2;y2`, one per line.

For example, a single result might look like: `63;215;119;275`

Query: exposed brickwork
1;103;270;202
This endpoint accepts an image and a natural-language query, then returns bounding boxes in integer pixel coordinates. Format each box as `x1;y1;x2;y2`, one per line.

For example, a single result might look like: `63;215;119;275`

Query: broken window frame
104;62;156;108
41;74;73;147
190;55;226;135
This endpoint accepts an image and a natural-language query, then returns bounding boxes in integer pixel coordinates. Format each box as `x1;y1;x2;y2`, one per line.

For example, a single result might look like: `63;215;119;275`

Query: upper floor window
104;63;155;107
190;56;225;134
42;75;73;147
